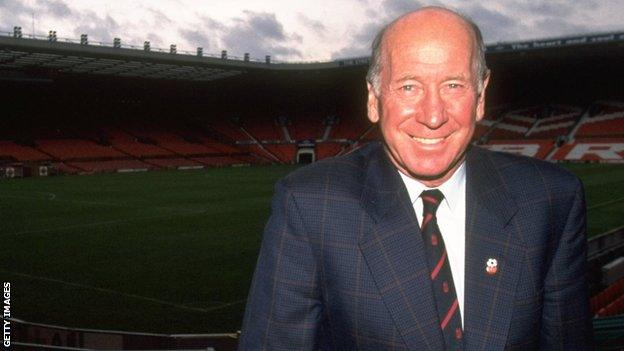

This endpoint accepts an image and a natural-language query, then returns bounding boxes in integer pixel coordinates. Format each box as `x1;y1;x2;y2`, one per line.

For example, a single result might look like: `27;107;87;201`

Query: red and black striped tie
421;189;463;350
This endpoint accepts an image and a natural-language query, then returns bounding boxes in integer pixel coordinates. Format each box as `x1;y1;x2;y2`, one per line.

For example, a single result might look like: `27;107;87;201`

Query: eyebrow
394;74;469;83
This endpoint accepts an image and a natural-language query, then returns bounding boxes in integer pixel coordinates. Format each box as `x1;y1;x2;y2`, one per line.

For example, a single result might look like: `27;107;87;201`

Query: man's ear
476;70;490;122
367;83;380;123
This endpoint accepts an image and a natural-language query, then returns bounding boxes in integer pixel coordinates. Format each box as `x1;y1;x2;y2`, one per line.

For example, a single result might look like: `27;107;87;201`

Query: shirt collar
398;161;466;213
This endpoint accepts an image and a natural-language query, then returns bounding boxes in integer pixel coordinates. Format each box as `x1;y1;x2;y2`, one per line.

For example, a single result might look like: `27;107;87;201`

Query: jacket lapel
463;146;523;350
358;144;444;350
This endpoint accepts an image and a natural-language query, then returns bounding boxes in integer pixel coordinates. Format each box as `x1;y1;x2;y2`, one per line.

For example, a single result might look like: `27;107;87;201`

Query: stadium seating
0;141;52;161
592;277;624;315
243;119;284;141
575;112;624;138
2;100;622;172
526;111;580;139
36;139;126;160
315;142;344;160
287;115;326;141
106;128;174;157
210;121;251;142
263;144;297;163
329;114;372;141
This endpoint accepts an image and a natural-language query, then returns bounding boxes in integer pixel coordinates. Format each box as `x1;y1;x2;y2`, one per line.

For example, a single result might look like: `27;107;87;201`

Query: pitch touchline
0;269;246;313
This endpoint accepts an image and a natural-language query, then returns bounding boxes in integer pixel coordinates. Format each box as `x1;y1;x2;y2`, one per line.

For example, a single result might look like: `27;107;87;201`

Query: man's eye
402;85;414;91
448;83;462;89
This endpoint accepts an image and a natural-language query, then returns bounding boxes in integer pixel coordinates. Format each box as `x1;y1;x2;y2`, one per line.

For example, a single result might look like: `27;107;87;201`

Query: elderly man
239;6;591;350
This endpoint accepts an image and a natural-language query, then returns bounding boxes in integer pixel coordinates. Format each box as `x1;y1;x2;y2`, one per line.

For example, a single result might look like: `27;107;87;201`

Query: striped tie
421;189;463;350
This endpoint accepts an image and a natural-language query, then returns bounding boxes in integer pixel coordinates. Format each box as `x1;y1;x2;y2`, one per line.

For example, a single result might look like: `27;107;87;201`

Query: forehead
382;12;475;75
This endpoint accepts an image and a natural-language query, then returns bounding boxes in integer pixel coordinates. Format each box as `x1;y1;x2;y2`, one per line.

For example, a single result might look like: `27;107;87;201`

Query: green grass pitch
0;162;623;334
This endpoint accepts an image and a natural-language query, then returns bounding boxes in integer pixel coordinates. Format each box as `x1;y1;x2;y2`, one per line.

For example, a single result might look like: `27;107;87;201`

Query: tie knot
421;189;444;214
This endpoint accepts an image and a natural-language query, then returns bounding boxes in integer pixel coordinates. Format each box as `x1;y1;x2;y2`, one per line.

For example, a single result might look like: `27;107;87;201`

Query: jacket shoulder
278;143;380;199
474;146;582;193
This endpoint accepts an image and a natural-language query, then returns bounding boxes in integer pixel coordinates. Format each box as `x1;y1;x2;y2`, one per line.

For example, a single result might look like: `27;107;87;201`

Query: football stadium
1;21;624;350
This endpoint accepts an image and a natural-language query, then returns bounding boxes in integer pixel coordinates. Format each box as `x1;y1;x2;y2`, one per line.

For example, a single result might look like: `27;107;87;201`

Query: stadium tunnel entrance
297;141;315;164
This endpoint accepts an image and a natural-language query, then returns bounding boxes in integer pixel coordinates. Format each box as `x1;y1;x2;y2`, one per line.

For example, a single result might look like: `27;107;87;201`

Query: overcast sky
1;0;622;62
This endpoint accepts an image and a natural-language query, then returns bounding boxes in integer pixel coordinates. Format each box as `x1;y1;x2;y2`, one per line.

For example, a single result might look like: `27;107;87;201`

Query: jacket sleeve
540;177;593;349
238;179;323;350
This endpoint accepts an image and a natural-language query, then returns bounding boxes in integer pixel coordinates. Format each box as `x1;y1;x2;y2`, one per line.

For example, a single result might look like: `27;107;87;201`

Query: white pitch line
1;210;205;237
0;192;195;213
0;269;246;313
588;195;624;211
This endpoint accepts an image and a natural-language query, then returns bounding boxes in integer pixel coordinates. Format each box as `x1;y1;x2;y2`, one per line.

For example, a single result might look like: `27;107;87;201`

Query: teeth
412;136;444;144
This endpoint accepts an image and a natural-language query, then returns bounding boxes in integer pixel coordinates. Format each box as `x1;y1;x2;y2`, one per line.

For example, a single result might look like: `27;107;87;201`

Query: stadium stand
243;118;284;142
2;29;624;350
263;144;297;163
576;108;624;139
35;139;126;160
287;114;327;141
593;278;624;316
105;128;174;157
0;140;51;161
526;106;582;139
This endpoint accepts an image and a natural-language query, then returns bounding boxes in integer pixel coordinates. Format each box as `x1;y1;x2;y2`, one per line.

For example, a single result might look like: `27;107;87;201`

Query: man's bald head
366;7;488;96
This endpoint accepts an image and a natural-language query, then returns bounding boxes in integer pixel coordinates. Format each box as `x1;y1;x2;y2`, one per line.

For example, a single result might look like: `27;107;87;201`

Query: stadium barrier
9;318;239;351
593;315;624;349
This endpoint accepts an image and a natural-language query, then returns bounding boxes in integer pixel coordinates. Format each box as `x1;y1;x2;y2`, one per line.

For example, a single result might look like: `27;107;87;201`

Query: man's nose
419;89;447;129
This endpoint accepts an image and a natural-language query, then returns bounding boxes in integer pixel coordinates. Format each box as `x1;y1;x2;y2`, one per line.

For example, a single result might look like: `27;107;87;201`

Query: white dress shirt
398;162;466;326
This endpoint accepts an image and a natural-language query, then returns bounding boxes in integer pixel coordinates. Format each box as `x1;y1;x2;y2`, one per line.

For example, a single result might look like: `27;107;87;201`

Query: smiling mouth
411;136;446;145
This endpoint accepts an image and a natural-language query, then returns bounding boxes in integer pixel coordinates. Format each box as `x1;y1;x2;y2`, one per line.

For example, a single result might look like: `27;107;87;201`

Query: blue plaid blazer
239;142;591;350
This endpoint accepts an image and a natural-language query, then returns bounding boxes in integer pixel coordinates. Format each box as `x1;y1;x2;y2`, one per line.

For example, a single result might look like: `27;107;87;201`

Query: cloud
533;17;589;37
36;0;73;19
221;11;302;59
296;13;327;35
244;11;286;40
382;0;425;18
462;4;521;43
72;11;122;43
331;0;428;59
0;0;35;28
330;20;381;59
179;29;217;51
146;7;173;26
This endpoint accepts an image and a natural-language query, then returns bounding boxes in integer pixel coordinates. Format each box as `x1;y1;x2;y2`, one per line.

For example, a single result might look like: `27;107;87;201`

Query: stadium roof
0;30;623;83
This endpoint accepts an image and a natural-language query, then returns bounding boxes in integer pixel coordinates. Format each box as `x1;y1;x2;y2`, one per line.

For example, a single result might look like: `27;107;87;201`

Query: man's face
368;16;488;187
